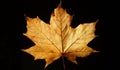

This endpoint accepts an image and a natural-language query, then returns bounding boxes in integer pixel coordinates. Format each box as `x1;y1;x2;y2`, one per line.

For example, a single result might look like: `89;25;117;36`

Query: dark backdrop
0;0;119;70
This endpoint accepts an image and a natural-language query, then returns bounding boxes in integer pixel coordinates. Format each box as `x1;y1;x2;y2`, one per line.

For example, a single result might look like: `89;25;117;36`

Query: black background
0;0;119;70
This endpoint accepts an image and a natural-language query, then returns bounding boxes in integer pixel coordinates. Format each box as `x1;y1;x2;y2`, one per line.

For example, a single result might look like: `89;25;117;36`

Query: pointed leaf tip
57;0;62;8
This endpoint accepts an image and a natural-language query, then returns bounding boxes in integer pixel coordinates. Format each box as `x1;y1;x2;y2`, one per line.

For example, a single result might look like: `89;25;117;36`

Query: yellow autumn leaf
22;2;98;68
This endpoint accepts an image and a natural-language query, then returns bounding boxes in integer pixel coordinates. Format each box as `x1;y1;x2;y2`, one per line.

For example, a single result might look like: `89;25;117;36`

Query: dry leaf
22;2;98;68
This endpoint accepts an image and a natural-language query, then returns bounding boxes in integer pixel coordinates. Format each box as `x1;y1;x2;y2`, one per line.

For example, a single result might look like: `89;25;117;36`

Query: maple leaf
22;2;98;68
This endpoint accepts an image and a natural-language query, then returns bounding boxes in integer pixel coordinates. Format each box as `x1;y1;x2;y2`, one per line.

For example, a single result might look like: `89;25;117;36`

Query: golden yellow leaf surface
22;3;98;68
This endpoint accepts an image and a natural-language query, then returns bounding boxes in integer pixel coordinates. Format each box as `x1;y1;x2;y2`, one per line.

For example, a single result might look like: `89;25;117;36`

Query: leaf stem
62;54;66;70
